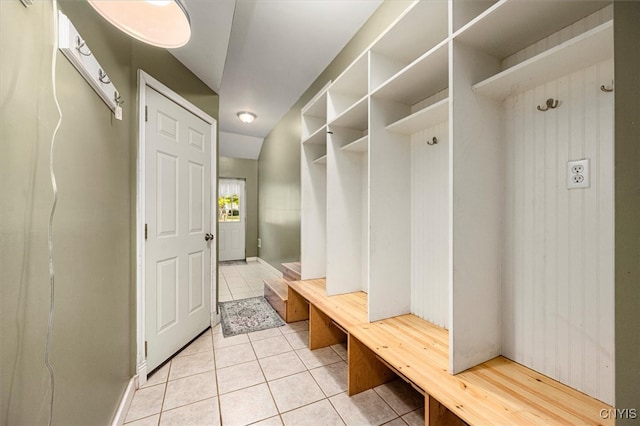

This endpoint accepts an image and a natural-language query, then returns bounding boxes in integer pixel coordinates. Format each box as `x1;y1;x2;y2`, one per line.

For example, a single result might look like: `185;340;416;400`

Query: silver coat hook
98;69;111;85
600;84;614;92
427;137;438;145
537;98;559;112
75;36;91;57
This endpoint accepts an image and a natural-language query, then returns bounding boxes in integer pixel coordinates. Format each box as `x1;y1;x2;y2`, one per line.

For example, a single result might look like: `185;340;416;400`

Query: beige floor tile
232;290;256;300
330;390;397;426
250;415;283;426
280;320;309;335
252;335;293;359
283;331;309;350
215;342;256;369
401;408;424;426
159;397;220;426
227;280;250;289
124;414;160;425
268;371;325;413
216;360;265;394
212;323;223;335
175;332;213;358
213;332;249;349
219;383;278;425
382;418;406;426
295;347;342;369
331;343;348;361
281;399;345;426
309;361;348;397
168;351;215;380
125;384;165;423
374;379;424;416
163;371;217;411
142;363;170;388
258;351;307;381
248;327;283;342
219;293;234;302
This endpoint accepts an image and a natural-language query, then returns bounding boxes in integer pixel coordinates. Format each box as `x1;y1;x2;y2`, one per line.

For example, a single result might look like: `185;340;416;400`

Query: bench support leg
426;395;466;426
348;334;394;396
286;286;309;323
309;304;346;350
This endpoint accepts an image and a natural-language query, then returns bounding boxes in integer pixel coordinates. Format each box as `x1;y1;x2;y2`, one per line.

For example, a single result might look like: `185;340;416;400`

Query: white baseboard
246;257;258;262
111;376;136;426
257;258;282;277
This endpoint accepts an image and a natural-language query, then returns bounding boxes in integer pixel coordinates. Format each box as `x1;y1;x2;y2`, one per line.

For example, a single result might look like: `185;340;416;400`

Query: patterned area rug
219;296;285;337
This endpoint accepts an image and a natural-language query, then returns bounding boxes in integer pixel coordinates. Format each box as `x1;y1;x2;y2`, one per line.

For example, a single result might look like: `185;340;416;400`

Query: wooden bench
287;279;367;349
281;262;301;282
349;315;614;425
263;278;289;321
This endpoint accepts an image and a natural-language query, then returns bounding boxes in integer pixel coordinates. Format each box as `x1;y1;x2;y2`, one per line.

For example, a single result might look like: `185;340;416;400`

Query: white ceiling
171;0;383;159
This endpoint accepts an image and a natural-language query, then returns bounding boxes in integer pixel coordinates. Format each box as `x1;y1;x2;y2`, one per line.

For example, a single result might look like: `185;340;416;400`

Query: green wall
257;0;412;270
219;156;259;258
0;1;218;424
614;1;640;421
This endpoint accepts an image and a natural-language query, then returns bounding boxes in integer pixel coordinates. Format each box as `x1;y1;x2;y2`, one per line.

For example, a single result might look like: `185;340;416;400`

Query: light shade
237;111;257;124
88;0;191;48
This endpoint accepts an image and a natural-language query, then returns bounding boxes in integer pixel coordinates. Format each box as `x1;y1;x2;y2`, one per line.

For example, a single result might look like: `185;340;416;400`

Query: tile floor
124;260;425;426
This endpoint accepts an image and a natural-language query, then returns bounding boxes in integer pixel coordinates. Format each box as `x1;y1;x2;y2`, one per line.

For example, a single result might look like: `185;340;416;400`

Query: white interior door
145;87;214;372
218;178;246;261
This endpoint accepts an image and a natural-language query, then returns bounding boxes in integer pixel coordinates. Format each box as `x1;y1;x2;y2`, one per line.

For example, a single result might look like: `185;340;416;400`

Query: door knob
204;233;214;242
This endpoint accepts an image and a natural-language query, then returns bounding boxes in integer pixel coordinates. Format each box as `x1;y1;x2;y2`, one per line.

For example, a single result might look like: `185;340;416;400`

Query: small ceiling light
87;0;191;48
237;111;257;124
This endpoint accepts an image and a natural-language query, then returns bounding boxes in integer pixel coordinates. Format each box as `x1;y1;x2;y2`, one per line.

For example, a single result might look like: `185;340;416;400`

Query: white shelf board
312;155;327;165
371;0;448;64
302;91;328;120
386;98;449;135
328;96;368;131
372;41;448;105
330;52;368;98
454;0;611;59
302;125;328;145
341;135;369;153
473;21;613;99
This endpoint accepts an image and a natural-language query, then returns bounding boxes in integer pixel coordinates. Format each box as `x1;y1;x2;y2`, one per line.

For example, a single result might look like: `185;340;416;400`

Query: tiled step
264;278;289;321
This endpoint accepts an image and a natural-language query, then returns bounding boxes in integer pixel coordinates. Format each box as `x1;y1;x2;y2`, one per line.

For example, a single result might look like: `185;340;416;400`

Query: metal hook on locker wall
600;84;614;92
75;36;92;56
98;69;111;85
427;137;438;145
537;98;559;112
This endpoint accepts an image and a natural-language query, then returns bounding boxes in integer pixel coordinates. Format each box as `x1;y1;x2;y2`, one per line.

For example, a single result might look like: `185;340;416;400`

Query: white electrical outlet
567;159;590;189
257;238;262;248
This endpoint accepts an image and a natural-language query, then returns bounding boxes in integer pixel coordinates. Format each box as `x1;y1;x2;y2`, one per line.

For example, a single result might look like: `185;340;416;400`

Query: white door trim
136;70;218;385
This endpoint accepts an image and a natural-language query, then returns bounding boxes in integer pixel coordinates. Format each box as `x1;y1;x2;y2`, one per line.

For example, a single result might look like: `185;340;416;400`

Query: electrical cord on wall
45;1;62;425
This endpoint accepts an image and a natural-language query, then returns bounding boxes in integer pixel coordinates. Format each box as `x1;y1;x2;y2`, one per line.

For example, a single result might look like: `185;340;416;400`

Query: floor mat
218;296;285;337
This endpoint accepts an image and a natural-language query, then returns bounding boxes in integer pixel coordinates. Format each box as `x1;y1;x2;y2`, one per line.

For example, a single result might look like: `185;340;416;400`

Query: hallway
124;261;425;425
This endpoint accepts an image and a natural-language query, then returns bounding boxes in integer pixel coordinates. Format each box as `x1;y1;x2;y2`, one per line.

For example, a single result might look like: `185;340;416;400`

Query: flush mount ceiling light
237;111;257;124
87;0;191;48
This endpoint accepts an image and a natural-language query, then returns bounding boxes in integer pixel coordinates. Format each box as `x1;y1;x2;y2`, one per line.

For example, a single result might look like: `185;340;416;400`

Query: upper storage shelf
473;21;613;99
329;96;368;131
371;41;448;106
454;0;611;59
369;0;448;91
386;98;449;135
328;53;368;122
301;85;329;142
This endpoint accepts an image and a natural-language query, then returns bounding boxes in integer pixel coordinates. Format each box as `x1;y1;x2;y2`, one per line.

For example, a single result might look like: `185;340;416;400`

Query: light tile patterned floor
125;260;425;425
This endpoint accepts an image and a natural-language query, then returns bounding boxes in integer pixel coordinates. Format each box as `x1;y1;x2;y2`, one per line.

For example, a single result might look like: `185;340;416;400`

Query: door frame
135;70;218;385
218;177;247;261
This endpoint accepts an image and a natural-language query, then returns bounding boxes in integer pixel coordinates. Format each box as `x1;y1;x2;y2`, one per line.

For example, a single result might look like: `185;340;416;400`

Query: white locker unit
300;0;615;405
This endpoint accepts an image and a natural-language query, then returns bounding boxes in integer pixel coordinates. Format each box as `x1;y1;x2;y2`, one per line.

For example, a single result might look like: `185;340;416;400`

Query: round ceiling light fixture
87;0;191;49
237;111;257;124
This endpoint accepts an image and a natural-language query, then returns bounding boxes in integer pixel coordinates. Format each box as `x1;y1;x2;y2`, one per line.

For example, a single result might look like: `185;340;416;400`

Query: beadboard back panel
410;121;449;328
501;59;615;405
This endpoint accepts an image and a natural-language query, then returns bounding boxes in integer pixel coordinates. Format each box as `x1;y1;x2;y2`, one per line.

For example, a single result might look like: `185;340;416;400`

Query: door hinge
144;341;148;358
145;223;148;240
145;105;148;122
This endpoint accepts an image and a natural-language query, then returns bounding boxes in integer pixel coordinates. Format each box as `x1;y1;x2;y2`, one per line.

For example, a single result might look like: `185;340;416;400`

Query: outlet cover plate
567;159;590;189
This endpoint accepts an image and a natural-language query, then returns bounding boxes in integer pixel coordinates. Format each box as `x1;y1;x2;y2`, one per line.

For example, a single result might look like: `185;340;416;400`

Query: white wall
501;59;615;405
